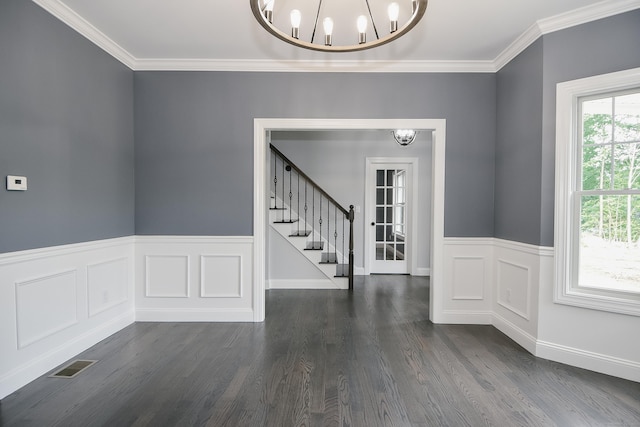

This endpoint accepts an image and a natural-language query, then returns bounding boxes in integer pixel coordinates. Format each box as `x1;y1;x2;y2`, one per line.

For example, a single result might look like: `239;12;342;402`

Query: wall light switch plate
7;175;27;191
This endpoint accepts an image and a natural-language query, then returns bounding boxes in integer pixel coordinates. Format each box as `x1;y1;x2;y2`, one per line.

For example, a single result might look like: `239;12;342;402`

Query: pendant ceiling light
250;0;428;53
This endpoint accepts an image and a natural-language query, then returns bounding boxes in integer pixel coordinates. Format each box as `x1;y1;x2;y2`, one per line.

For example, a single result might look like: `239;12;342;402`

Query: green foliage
580;99;640;244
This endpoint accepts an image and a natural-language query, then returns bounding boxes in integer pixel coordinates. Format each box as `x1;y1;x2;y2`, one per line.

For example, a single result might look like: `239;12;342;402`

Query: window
555;68;640;316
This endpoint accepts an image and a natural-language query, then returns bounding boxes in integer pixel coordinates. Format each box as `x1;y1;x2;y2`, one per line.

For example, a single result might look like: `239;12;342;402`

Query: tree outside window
579;91;640;294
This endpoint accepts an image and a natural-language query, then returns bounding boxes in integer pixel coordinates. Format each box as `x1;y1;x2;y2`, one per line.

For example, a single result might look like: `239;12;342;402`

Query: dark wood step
335;264;349;277
269;207;286;211
289;230;311;237
273;219;299;224
304;242;324;250
319;253;338;264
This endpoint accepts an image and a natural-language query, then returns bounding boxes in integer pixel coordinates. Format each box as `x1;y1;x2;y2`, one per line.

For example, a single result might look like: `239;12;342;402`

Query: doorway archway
253;119;446;322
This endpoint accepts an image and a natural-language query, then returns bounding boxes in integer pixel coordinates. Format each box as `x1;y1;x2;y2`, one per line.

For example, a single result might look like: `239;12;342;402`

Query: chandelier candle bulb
323;17;334;46
357;15;367;44
264;0;274;23
388;2;399;33
290;9;301;39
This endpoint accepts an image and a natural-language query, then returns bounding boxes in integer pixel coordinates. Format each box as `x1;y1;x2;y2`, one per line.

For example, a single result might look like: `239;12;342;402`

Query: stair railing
270;144;355;290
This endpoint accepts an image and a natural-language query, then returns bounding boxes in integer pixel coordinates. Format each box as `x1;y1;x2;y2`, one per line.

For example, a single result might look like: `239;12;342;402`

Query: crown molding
32;0;136;69
494;0;640;71
32;0;640;73
537;0;640;35
133;58;495;73
493;23;543;72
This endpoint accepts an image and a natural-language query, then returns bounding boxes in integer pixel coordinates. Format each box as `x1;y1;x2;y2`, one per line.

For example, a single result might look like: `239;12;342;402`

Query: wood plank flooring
2;275;639;426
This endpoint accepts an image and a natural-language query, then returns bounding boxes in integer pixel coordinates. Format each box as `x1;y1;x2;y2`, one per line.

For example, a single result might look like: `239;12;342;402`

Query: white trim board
254;118;447;323
31;0;640;73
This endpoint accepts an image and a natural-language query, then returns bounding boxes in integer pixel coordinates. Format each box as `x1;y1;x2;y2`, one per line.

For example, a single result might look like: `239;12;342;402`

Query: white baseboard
536;340;640;383
439;310;493;324
135;308;254;322
268;279;342;289
492;312;537;354
415;268;431;276
354;266;365;276
0;311;134;400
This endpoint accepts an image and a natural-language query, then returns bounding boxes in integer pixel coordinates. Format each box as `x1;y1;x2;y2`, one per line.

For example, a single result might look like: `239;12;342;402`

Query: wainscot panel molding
135;236;254;322
442;238;494;323
0;237;135;400
446;237;640;381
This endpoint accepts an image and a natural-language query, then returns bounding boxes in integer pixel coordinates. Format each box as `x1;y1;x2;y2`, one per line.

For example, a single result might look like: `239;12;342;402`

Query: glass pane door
371;166;409;274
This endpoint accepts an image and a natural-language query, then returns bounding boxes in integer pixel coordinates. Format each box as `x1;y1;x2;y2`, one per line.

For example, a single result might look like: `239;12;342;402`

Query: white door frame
364;157;419;276
253;118;446;323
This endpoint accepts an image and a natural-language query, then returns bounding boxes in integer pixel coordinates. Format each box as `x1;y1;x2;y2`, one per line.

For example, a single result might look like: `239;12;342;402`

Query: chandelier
250;0;428;53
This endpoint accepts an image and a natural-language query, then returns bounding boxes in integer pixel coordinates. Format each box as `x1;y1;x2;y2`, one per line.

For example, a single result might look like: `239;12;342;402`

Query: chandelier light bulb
290;9;301;39
388;2;399;32
264;0;274;23
323;17;334;46
357;15;367;44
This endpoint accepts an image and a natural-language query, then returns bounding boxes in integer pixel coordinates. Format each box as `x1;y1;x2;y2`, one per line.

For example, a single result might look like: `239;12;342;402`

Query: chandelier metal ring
250;0;428;53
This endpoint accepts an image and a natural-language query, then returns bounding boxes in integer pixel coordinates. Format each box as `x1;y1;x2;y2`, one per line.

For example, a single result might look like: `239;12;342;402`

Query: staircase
269;144;354;290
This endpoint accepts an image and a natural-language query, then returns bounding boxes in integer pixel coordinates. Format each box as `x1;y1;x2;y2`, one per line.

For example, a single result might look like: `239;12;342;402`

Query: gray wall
134;72;496;238
0;0;134;253
539;9;640;246
271;129;432;270
494;10;640;247
495;40;543;245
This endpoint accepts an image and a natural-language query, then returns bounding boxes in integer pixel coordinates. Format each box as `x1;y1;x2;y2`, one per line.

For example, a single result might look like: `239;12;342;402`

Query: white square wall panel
200;255;242;298
145;255;190;298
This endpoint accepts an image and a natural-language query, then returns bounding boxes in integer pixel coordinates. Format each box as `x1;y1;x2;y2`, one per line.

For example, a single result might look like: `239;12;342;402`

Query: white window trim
555;67;640;316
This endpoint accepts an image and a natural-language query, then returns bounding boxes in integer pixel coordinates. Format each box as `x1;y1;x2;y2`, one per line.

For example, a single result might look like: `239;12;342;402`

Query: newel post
348;205;355;291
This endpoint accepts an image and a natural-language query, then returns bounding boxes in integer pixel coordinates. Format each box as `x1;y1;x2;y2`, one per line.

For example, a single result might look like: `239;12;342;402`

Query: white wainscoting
444;237;640;382
492;239;551;354
0;237;135;400
135;236;254;322
443;238;549;351
441;238;494;324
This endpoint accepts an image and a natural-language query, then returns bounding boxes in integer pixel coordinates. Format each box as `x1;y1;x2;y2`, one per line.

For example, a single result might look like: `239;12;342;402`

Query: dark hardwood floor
2;275;639;426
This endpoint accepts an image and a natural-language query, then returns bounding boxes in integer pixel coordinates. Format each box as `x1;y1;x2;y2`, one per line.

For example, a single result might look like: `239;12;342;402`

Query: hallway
2;276;639;426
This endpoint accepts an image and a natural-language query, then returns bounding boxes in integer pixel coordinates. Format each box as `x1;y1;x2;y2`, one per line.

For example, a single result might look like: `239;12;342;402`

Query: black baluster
273;156;278;209
319;195;323;250
326;198;330;259
287;165;292;222
334;205;338;264
312;187;315;244
304;181;308;235
281;157;285;221
342;212;346;275
297;172;300;234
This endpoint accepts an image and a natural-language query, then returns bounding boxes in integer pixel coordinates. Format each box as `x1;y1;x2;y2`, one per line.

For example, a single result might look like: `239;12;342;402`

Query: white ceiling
33;0;640;72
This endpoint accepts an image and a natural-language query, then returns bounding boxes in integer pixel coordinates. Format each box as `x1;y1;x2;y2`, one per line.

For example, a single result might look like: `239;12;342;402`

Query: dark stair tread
269;207;286;211
273;219;299;224
320;253;339;264
335;264;349;277
304;242;324;250
289;230;312;237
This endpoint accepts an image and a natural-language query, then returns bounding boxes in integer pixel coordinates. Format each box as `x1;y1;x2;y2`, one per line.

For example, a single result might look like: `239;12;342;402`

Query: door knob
371;222;375;226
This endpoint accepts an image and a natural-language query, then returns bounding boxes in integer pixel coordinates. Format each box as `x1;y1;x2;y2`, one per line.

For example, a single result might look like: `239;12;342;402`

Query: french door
366;160;414;274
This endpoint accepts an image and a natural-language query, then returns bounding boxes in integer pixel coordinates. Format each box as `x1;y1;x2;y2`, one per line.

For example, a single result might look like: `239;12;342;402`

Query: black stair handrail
270;144;348;216
270;143;355;290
